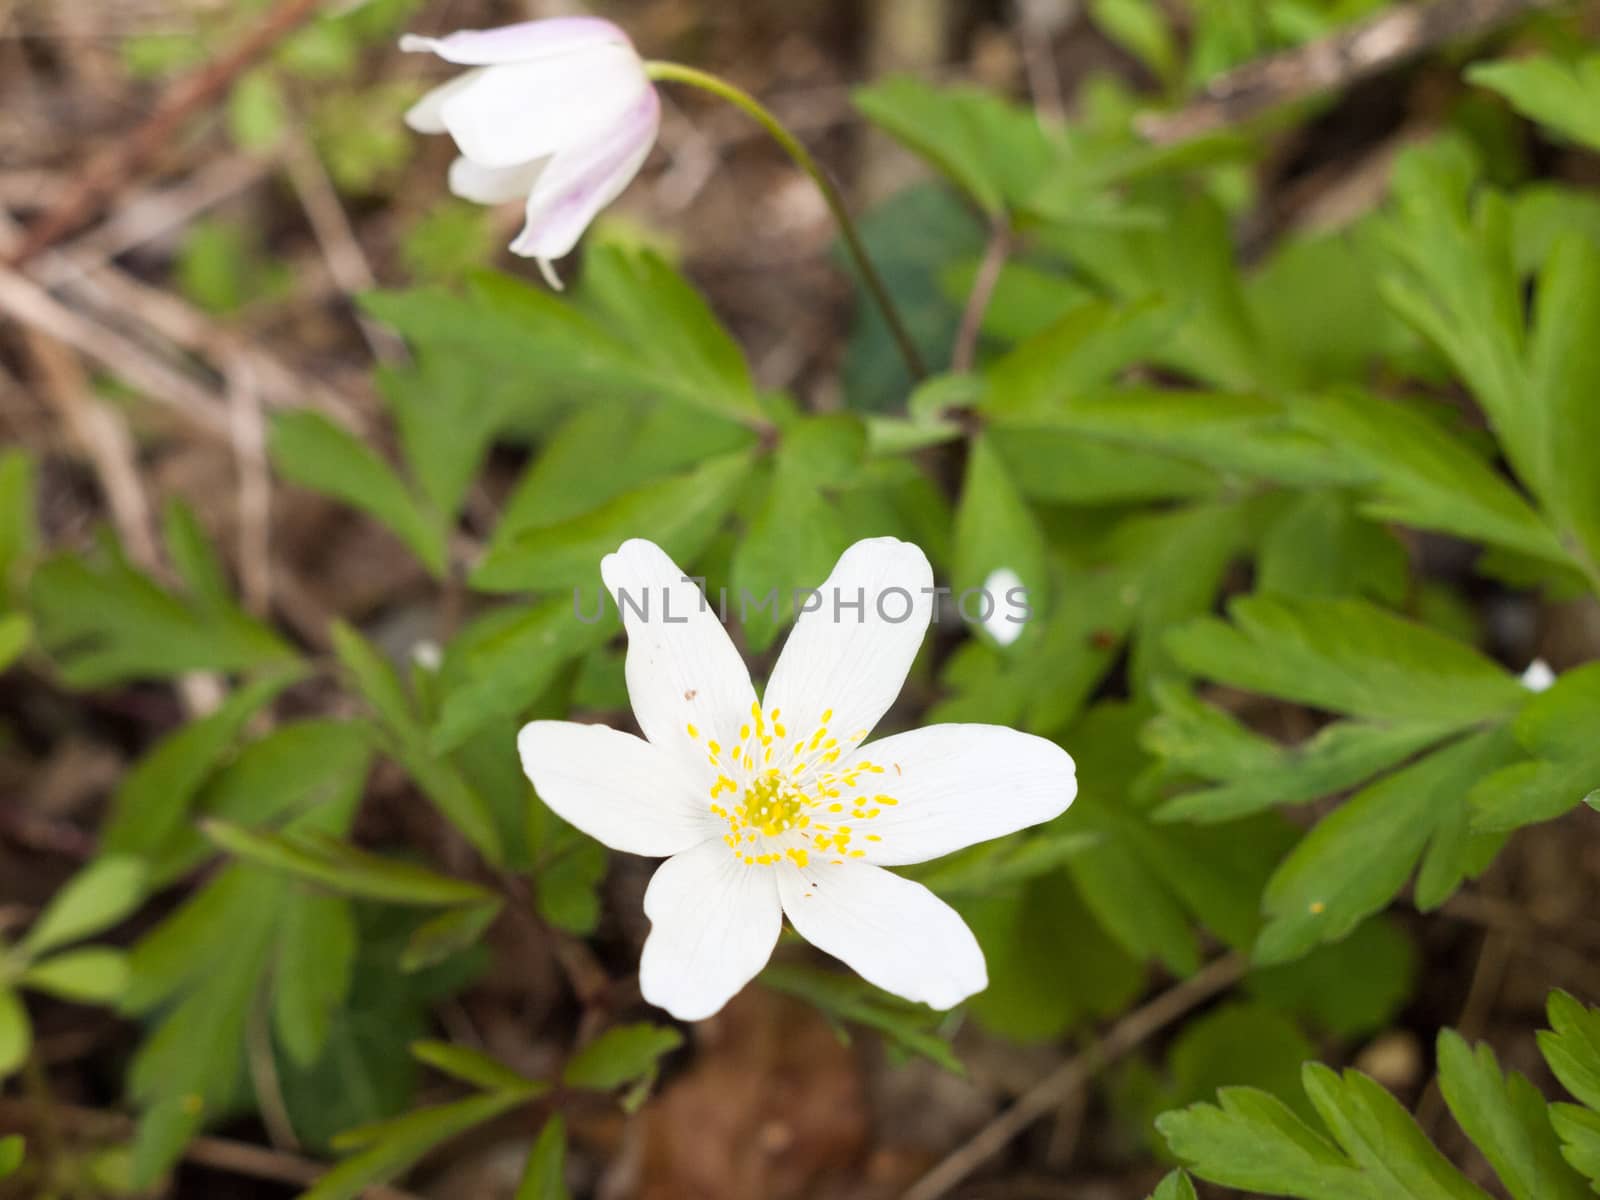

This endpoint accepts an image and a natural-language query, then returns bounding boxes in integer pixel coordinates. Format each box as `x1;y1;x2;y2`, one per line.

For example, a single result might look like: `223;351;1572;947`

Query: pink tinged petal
404;68;488;134
763;537;934;756
640;840;782;1020
777;860;986;1010
437;43;649;169
600;539;759;786
517;721;717;857
448;155;545;204
510;90;658;262
399;17;630;66
850;724;1077;866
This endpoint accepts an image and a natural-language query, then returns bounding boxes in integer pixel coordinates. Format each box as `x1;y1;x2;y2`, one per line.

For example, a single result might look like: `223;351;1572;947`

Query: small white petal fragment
978;566;1025;647
765;537;934;752
641;839;783;1021
849;724;1076;866
601;539;759;784
1520;658;1556;692
777;860;986;1010
518;721;716;857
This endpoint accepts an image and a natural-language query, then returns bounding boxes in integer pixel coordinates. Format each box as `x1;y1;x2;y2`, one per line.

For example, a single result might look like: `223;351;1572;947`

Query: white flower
401;18;659;286
978;566;1026;647
1521;658;1556;692
519;537;1077;1021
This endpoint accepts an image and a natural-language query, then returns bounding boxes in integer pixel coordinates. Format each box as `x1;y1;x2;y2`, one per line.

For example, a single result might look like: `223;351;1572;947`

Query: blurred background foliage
2;0;1600;1196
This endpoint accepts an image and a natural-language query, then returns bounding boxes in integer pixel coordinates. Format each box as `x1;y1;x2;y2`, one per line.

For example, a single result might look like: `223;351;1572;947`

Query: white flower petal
518;721;716;857
404;68;487;134
400;17;629;66
510;90;658;261
640;839;782;1020
448;155;545;204
601;539;759;783
777;860;985;1010
438;44;648;169
978;566;1026;647
1521;658;1556;692
763;537;933;757
849;724;1076;866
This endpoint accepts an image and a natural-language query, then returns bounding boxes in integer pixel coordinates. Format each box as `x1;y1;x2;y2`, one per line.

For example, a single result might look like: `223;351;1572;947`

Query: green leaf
730;460;850;651
273;892;357;1067
400;901;501;974
19;947;131;1004
515;1116;571;1200
1254;729;1519;964
0;449;37;605
1548;1106;1600;1190
0;1134;22;1179
1164;1002;1318;1121
1539;991;1600;1112
301;1092;526;1200
853;77;1057;216
31;537;295;686
951;435;1050;623
431;598;614;752
958;868;1142;1043
411;1040;545;1095
129;1094;205;1190
0;987;31;1077
1246;918;1415;1038
1472;663;1600;833
472;451;754;592
576;244;764;423
1291;392;1568;567
760;963;962;1073
1256;491;1409;605
1469;54;1600;151
1527;235;1600;581
562;1023;682;1091
1166;593;1526;728
0;612;29;673
1148;685;1450;824
1090;0;1177;81
269;409;447;576
980;296;1180;419
20;854;147;958
202;822;496;907
101;672;298;865
1159;1061;1494;1200
331;621;503;863
1146;1171;1197;1200
1436;1030;1589;1200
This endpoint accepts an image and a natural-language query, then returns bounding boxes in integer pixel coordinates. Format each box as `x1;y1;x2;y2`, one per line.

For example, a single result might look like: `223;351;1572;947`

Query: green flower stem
644;61;927;382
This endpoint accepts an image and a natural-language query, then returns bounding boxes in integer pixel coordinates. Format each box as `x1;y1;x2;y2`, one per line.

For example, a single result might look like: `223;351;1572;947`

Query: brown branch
1138;0;1562;144
6;0;325;265
902;953;1246;1200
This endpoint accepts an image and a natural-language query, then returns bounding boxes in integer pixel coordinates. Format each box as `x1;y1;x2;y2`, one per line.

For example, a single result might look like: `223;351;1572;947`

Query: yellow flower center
689;701;899;868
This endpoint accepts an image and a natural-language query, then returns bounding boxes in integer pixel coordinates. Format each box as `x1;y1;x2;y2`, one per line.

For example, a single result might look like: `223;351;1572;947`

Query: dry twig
903;953;1246;1200
6;0;325;264
1138;0;1562;143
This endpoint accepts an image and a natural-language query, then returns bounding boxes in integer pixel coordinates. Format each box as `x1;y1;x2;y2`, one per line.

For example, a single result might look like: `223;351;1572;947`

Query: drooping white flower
519;537;1077;1021
1521;658;1556;692
978;566;1027;647
401;18;659;286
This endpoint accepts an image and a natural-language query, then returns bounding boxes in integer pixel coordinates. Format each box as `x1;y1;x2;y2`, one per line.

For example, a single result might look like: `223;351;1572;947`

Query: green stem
644;61;926;382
